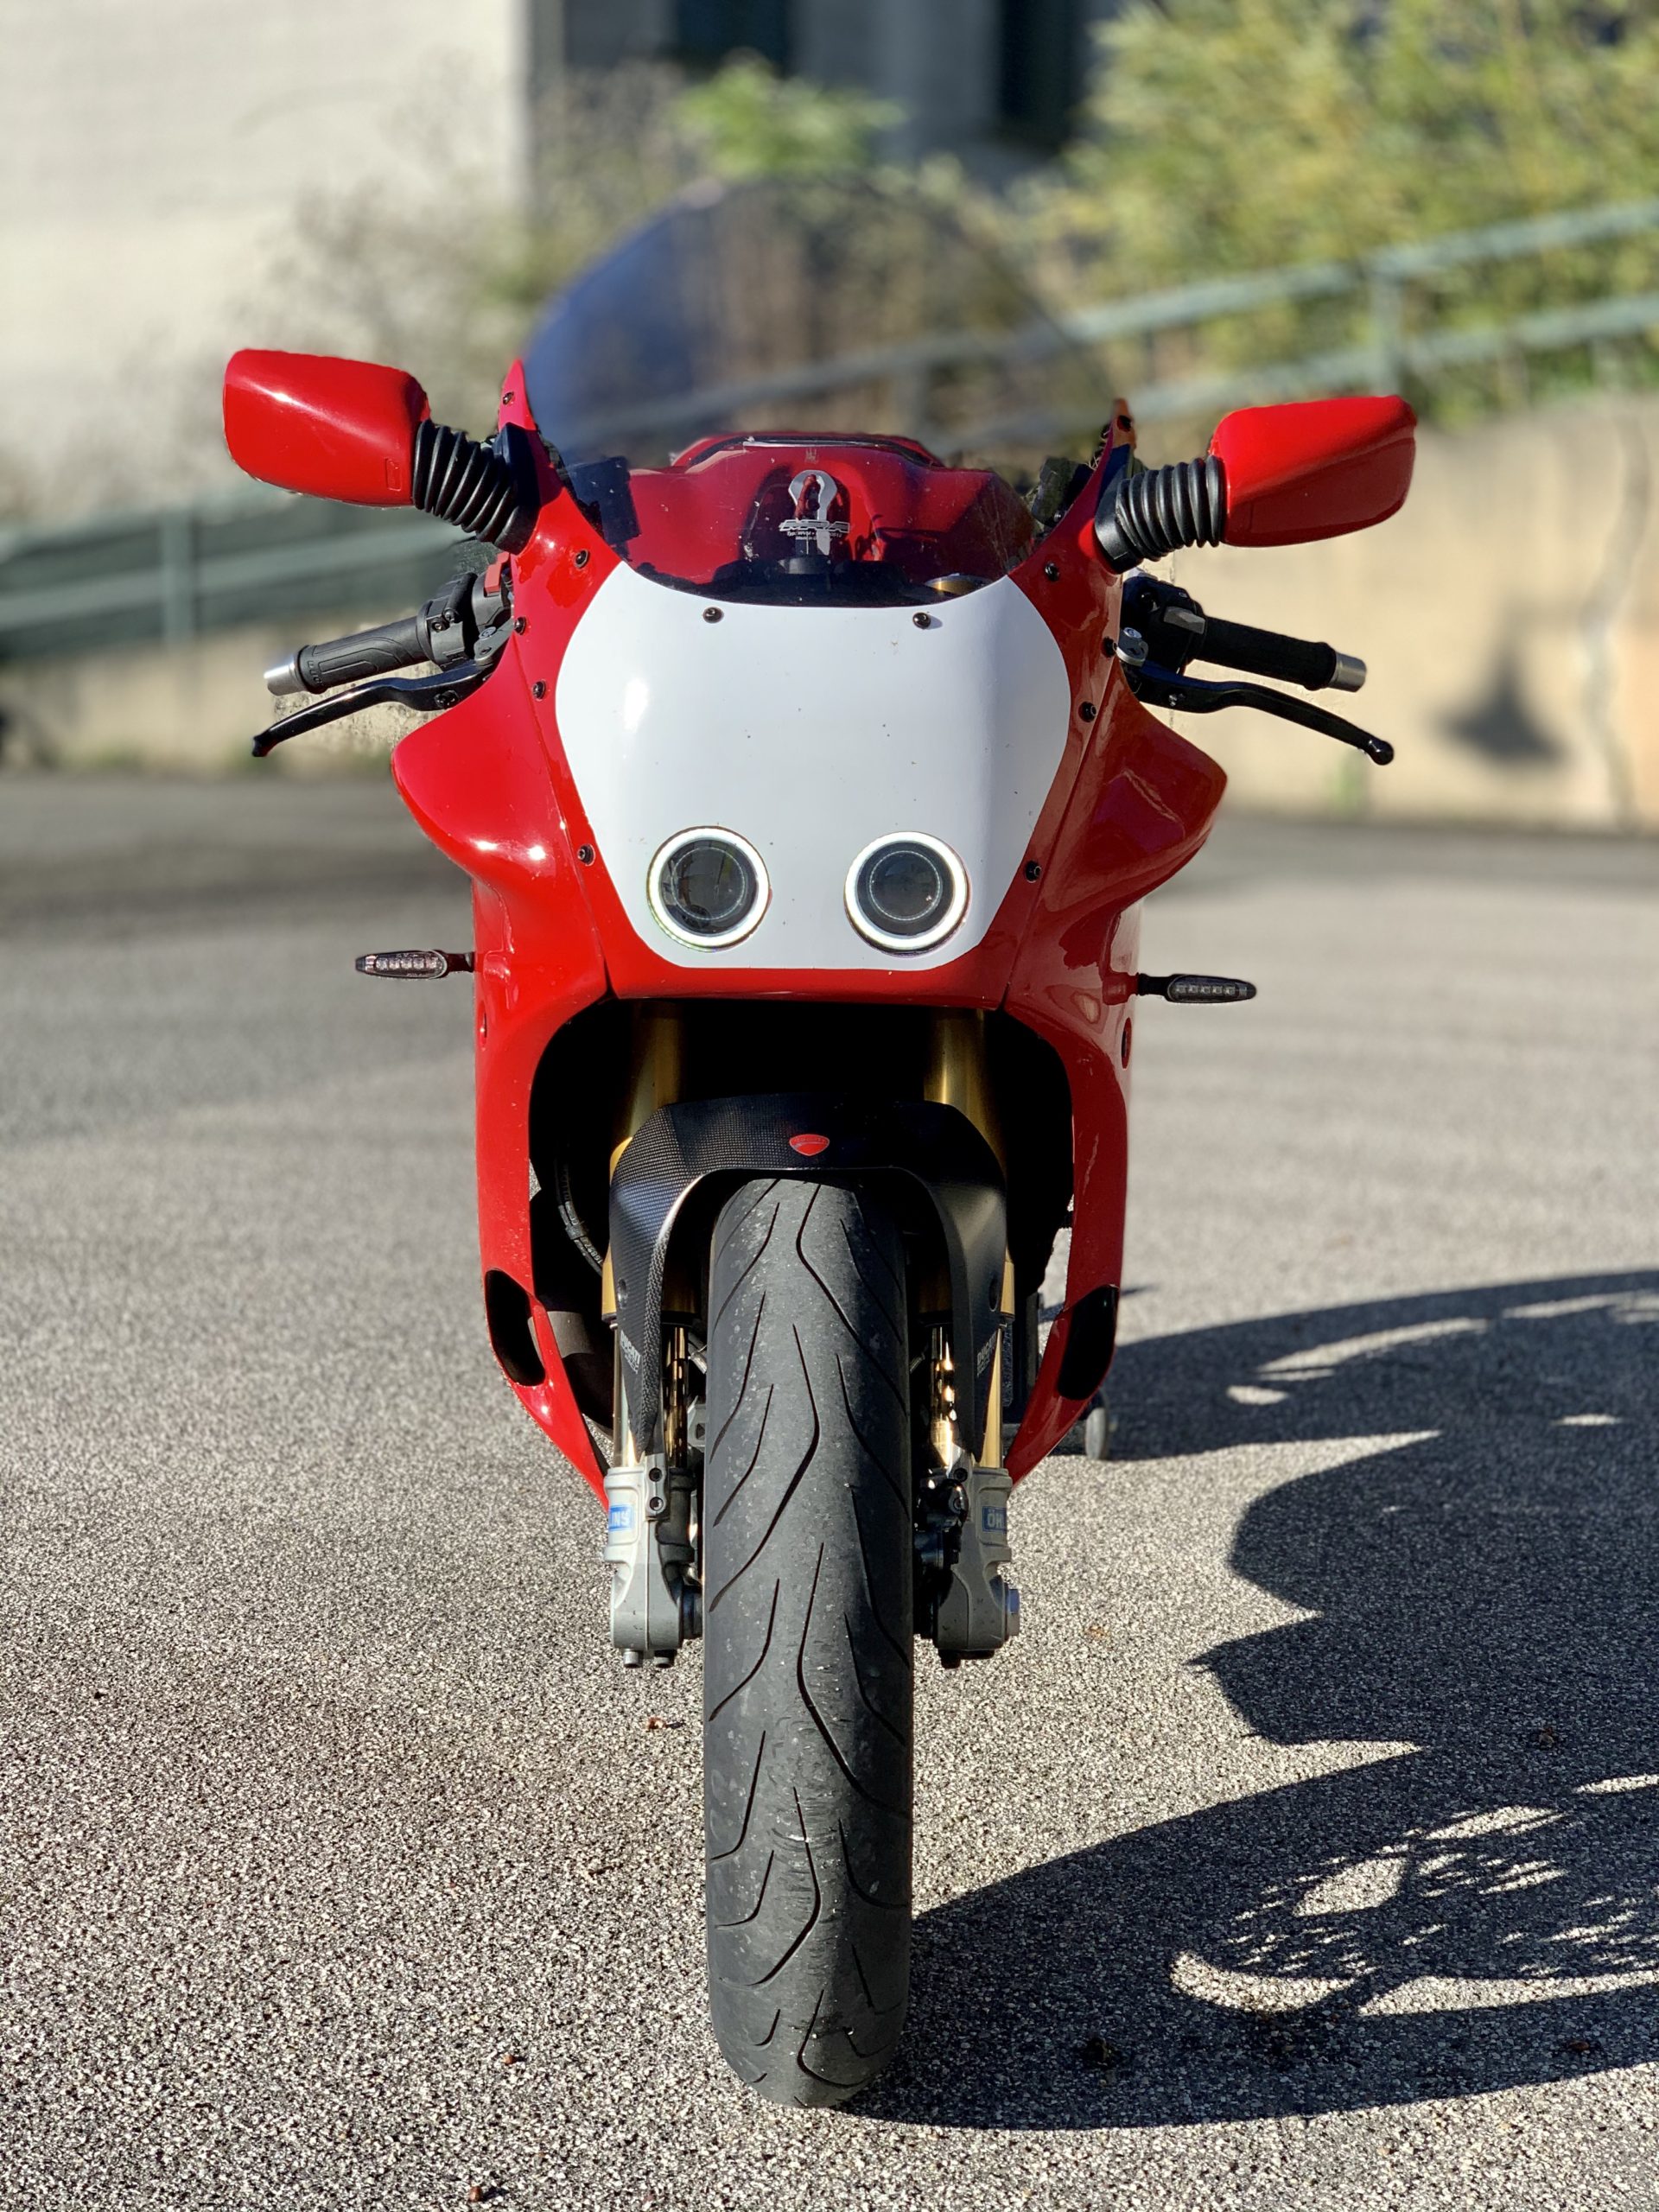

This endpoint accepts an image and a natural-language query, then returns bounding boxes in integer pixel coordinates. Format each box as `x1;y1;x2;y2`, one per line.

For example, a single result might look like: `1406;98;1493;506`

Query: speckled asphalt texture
3;776;1656;2210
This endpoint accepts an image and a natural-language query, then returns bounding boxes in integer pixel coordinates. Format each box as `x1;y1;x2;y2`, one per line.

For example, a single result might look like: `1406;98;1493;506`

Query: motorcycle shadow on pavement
870;1271;1659;2129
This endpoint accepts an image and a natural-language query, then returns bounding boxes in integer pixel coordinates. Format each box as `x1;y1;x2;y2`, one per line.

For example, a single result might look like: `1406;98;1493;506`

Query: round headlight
648;829;768;949
846;834;968;953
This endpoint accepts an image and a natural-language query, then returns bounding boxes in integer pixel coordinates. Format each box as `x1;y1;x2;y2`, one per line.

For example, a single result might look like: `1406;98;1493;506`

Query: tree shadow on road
868;1272;1659;2128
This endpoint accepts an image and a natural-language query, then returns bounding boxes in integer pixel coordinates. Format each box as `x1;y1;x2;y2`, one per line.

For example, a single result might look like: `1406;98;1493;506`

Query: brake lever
252;660;488;758
1119;647;1394;766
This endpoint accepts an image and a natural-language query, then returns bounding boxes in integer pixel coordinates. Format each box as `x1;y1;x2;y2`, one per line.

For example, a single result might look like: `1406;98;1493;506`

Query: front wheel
702;1177;913;2106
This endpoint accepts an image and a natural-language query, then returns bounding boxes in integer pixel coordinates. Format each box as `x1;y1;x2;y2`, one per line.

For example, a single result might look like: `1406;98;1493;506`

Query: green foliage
675;54;901;179
1065;0;1659;274
1044;0;1659;420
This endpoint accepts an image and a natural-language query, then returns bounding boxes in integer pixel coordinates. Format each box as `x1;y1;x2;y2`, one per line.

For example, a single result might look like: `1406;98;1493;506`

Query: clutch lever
252;660;489;757
1117;636;1394;766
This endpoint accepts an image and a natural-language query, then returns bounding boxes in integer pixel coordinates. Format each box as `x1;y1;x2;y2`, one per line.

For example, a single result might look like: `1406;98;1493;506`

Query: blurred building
534;0;1118;162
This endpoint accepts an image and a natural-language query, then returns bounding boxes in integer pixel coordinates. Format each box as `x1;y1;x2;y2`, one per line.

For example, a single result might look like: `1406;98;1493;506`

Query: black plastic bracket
608;1093;1007;1459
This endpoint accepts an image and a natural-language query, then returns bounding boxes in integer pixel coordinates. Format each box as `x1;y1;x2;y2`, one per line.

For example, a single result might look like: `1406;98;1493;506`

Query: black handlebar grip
292;616;427;695
1189;616;1338;691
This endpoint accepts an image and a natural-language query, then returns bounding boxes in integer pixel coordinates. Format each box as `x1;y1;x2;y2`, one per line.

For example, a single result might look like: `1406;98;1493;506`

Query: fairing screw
576;843;595;865
703;606;723;623
512;616;527;633
912;612;931;628
1044;562;1061;581
1079;700;1097;721
1025;860;1043;881
531;680;547;699
575;548;590;569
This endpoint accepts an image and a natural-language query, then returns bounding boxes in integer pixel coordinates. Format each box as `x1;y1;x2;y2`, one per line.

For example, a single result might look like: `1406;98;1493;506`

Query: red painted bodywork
373;366;1230;1498
223;350;429;504
1213;396;1417;548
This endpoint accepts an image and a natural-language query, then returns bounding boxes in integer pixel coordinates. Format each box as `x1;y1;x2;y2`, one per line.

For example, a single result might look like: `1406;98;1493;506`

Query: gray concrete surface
2;774;1656;2209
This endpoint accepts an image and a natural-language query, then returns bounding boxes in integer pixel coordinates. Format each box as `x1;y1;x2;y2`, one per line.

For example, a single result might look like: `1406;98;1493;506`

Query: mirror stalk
1095;395;1416;569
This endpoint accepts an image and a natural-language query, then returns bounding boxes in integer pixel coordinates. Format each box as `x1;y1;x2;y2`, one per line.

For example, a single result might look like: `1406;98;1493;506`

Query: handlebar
265;615;427;697
1122;575;1365;695
1116;575;1392;765
264;571;509;699
1159;605;1365;693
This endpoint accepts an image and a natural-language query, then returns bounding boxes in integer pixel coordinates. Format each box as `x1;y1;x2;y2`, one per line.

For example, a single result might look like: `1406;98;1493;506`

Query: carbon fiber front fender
609;1093;1007;1457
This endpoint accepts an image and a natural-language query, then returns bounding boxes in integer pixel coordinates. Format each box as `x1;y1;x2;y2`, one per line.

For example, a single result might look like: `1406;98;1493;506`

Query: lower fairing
390;569;1226;1497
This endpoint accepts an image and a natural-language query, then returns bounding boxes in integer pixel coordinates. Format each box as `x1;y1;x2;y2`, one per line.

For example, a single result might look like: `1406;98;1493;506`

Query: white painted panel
553;565;1073;970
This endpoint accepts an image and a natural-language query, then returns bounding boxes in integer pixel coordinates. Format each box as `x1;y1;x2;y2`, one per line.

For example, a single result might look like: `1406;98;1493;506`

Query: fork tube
603;1006;684;1453
601;1004;685;1324
923;1011;1012;1466
922;1010;1003;1166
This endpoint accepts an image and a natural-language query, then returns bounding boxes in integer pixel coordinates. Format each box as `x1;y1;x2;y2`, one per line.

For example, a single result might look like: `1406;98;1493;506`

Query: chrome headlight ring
845;833;969;954
647;827;770;950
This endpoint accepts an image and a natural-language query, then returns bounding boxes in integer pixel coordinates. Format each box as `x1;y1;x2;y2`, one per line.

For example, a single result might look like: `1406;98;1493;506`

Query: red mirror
1211;397;1416;549
223;350;429;505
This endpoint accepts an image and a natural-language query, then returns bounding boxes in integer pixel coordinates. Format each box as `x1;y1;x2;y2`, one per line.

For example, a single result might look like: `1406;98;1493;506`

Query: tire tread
702;1178;912;2106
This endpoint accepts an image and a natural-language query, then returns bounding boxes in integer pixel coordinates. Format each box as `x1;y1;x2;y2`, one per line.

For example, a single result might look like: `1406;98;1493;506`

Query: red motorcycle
223;181;1414;2105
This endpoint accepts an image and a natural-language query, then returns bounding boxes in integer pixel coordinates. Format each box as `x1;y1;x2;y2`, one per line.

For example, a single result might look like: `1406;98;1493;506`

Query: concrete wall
1168;397;1659;830
0;0;523;498
6;400;1655;825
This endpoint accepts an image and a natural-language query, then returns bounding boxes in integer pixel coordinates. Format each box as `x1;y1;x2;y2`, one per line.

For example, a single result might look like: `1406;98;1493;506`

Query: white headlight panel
554;566;1072;969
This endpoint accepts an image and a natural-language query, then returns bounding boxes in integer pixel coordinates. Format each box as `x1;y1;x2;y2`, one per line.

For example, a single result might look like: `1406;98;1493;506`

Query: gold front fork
923;1010;1003;1162
603;1004;685;1455
922;1011;1014;1468
601;1004;685;1321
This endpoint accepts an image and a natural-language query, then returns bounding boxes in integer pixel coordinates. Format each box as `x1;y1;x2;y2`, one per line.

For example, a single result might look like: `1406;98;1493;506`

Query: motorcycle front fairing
390;375;1226;1497
221;167;1416;2111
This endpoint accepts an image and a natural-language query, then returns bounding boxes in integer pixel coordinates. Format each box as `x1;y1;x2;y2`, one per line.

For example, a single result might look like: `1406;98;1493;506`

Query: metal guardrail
1078;194;1659;425
4;194;1657;665
0;493;459;662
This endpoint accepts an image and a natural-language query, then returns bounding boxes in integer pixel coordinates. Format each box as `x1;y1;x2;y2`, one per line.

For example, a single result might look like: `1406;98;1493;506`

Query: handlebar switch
421;569;508;671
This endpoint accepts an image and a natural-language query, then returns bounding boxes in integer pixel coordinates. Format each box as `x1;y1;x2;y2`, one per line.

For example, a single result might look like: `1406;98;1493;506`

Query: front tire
702;1178;912;2106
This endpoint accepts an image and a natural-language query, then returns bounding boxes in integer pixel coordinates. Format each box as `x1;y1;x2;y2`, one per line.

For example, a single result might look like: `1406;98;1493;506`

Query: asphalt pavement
3;772;1656;2209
